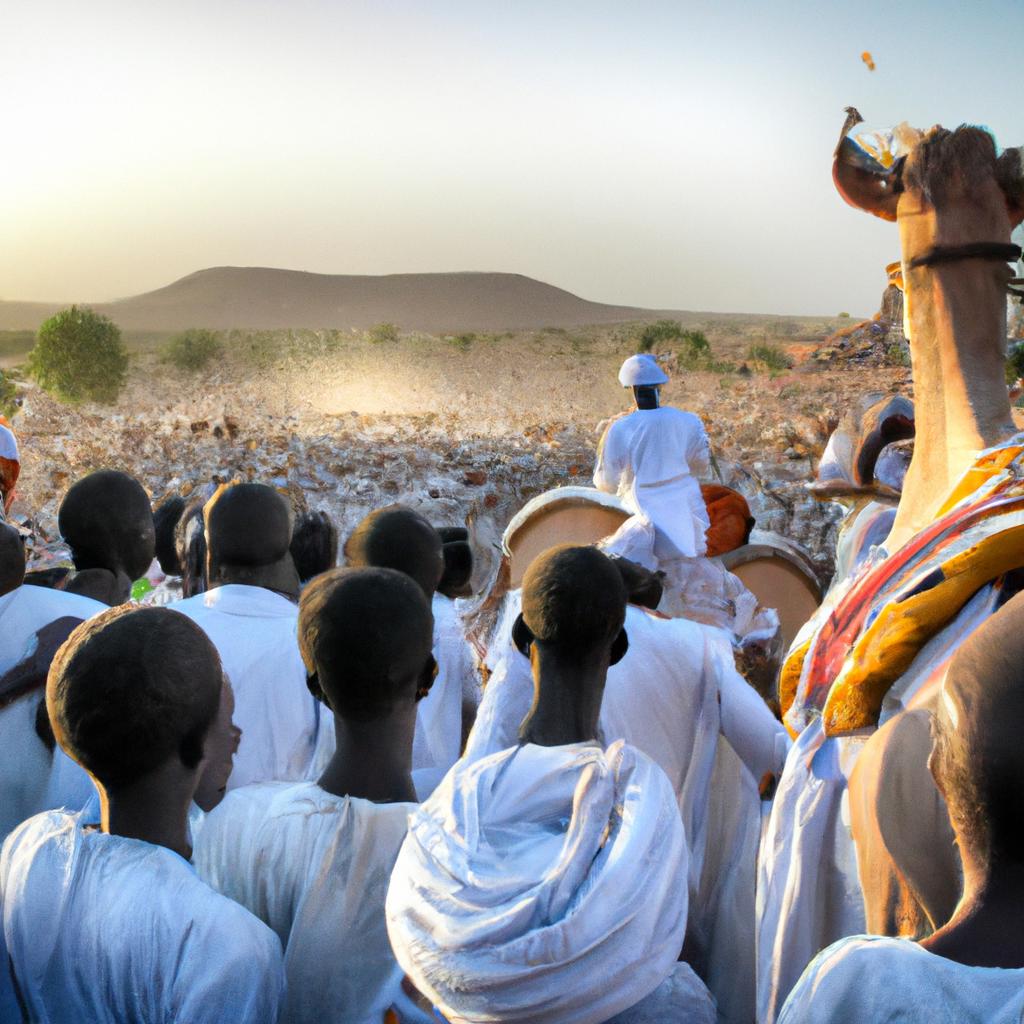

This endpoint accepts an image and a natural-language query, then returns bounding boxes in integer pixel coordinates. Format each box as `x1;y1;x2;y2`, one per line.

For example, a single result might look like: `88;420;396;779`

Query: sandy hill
0;267;681;333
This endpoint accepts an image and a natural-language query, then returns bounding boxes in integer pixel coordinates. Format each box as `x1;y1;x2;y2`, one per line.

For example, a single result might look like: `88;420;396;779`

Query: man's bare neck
318;711;416;804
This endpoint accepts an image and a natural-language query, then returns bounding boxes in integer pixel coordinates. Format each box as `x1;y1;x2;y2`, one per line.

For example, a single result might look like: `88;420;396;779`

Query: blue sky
2;0;1021;315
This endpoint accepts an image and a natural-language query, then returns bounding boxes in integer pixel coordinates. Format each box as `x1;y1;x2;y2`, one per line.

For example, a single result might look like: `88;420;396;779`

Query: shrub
747;343;794;372
0;372;17;419
368;322;400;344
29;306;128;403
838;311;851;318
448;332;475;351
637;320;684;353
162;328;223;371
637;321;713;371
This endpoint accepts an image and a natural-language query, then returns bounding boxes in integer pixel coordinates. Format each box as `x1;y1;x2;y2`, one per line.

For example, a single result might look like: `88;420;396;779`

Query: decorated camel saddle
783;434;1024;736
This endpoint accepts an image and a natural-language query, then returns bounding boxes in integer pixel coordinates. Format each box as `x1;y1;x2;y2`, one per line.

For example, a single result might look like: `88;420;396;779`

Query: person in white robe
324;505;478;799
0;605;284;1022
172;483;321;788
0;521;106;841
388;546;715;1024
778;936;1024;1023
594;353;711;561
778;592;1024;1022
465;567;788;1024
196;567;437;1024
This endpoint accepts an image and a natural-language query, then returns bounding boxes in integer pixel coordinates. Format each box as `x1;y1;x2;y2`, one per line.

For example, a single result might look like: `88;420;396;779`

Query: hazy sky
2;0;1021;315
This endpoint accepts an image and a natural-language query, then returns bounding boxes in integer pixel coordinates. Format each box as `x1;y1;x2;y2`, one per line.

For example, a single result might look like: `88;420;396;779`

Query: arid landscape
1;267;916;588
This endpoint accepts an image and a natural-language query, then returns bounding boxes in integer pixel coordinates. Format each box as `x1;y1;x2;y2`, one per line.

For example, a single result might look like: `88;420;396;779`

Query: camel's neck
887;204;1016;550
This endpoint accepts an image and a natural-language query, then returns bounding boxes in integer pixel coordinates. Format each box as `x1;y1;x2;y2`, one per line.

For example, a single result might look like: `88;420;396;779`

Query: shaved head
58;470;155;580
47;606;223;792
934;590;1024;864
204;482;299;595
205;483;292;567
521;545;626;650
298;566;434;721
344;505;444;598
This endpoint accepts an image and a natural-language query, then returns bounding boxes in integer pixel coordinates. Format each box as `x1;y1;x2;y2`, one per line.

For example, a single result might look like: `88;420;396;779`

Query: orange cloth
702;484;754;557
0;415;18;513
0;457;18;513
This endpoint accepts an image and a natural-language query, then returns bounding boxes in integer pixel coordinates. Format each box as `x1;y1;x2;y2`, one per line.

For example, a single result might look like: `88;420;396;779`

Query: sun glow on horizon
2;0;1021;316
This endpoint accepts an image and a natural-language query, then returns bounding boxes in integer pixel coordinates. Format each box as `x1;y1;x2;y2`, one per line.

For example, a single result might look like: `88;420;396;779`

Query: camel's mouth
832;115;918;222
833;110;1023;227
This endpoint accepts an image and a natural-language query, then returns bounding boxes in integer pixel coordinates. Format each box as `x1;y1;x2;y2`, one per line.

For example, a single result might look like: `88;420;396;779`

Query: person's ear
416;654;439;702
179;728;205;772
511;613;534;659
609;627;629;666
306;671;331;710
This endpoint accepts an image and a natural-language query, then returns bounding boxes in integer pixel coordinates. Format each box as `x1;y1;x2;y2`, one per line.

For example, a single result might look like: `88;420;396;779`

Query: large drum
499;487;821;650
503;487;630;588
718;530;822;653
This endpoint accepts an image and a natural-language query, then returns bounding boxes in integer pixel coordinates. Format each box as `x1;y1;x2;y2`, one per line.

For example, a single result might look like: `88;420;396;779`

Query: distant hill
0;268;681;333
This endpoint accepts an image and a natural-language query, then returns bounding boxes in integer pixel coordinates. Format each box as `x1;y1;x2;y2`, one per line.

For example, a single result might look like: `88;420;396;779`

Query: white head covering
0;421;18;462
618;354;669;388
386;740;689;1024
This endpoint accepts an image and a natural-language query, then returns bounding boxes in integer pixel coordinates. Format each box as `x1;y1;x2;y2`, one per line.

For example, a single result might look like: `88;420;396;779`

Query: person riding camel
594;354;711;564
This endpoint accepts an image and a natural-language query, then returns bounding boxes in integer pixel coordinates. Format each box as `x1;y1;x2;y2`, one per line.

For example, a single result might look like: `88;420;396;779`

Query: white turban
386;740;689;1024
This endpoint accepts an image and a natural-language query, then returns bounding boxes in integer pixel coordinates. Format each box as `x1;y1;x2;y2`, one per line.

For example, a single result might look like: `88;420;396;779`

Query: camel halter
907;241;1021;269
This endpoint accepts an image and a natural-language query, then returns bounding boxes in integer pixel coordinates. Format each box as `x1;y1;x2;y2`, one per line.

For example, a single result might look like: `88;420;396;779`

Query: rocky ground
5;326;913;589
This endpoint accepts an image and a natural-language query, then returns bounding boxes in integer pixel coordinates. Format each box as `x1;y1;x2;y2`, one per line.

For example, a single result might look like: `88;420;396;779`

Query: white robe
0;810;284;1023
172;584;321;789
594;406;711;559
755;586;1001;1024
310;593;480;801
387;740;712;1024
466;597;788;1024
777;935;1024;1023
0;584;106;841
195;781;415;1024
755;721;867;1024
411;594;479;791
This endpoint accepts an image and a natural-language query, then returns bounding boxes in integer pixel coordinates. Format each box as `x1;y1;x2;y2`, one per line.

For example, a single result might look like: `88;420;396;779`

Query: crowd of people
1;355;1023;1024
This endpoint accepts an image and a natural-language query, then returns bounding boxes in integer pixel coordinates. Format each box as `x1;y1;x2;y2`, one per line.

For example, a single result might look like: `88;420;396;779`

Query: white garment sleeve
710;636;790;781
687;420;711;479
593;419;627;493
462;654;534;764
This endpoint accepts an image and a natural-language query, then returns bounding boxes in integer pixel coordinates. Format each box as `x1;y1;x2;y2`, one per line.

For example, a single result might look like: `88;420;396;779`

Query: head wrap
386;740;688;1024
618;354;669;388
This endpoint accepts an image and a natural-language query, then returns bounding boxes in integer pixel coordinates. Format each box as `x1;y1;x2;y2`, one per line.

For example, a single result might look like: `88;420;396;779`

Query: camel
757;115;1024;1022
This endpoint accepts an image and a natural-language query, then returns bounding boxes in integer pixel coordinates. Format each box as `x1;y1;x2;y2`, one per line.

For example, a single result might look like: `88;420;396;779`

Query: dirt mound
0;268;681;334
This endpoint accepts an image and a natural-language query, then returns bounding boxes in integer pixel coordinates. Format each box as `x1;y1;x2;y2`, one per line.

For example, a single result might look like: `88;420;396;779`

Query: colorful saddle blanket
782;437;1024;737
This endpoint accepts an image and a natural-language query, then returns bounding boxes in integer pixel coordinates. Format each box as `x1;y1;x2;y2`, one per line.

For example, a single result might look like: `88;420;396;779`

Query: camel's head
833;109;1024;232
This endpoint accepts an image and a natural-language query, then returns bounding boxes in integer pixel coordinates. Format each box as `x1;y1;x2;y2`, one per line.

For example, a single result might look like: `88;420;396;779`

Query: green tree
29;306;128;403
162;328;223;371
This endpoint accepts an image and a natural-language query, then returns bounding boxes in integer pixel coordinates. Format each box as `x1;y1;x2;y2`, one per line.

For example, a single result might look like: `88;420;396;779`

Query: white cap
618;354;669;388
